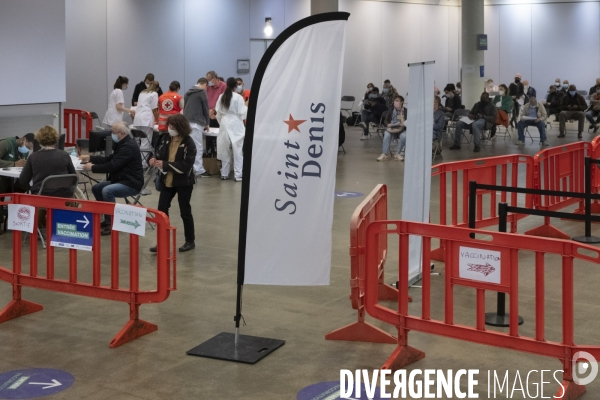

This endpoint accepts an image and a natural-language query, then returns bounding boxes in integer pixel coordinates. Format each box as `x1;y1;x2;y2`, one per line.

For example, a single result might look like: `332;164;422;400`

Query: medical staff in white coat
216;77;247;181
131;81;159;160
103;76;131;127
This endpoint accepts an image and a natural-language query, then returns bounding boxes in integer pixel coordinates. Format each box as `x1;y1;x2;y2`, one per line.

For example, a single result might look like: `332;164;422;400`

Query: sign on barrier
7;204;35;233
458;246;501;284
50;209;93;251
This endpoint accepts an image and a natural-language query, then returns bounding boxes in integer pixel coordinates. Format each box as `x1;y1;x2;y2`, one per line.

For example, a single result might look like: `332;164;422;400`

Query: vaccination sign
50;209;93;251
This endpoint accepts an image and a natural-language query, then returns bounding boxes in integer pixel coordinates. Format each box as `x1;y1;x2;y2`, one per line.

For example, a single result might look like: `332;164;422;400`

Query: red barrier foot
574;202;600;215
554;380;586;400
378;283;399;302
0;299;43;324
381;345;425;371
430;247;445;262
524;224;570;240
109;319;158;348
325;321;397;344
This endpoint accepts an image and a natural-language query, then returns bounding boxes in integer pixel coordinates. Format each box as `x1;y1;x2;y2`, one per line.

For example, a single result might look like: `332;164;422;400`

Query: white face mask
499;90;505;95
145;82;149;88
208;81;214;87
236;85;243;93
168;128;179;137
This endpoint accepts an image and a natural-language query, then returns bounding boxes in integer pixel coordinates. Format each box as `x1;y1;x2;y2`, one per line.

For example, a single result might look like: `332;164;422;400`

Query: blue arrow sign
50;209;94;251
0;368;74;399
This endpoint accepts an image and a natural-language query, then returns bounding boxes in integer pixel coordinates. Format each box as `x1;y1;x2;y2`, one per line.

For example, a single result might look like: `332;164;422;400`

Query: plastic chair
57;134;66;150
341;96;355;118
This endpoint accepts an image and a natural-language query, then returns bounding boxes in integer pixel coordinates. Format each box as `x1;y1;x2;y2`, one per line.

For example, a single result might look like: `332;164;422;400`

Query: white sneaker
376;153;389;161
358;122;367;129
360;135;369;140
394;154;404;161
541;141;549;146
515;140;525;145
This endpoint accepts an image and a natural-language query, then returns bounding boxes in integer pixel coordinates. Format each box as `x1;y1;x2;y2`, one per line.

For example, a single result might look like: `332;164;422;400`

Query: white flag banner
7;204;35;233
402;61;435;281
240;13;349;285
112;203;147;236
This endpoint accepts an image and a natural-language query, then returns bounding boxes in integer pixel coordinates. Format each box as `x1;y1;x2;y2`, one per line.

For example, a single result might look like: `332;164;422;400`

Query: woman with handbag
148;114;197;253
377;95;407;161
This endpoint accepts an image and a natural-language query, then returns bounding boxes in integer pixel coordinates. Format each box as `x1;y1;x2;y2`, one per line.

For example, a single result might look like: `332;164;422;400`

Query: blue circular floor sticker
298;381;383;400
335;191;364;198
0;369;74;399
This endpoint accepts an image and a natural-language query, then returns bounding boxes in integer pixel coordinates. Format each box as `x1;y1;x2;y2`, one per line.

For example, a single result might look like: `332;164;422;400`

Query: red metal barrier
64;108;92;147
364;220;600;399
525;142;591;239
0;194;176;348
430;155;534;261
325;184;399;344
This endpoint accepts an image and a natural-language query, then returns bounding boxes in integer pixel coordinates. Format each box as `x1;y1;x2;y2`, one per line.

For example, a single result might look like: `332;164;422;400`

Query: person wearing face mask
442;84;462;119
183;78;211;178
545;85;564;122
79;121;143;236
491;84;514;137
157;81;184;134
554;78;562;89
103;76;131;128
485;79;497;93
364;83;375;101
132;81;160;165
149;114;197;252
132;73;163;106
382;82;397;109
216;78;248;181
235;77;251;102
522;80;536;103
585;83;600;133
560;80;570;94
359;87;387;140
0;133;35;194
508;74;525;128
377;95;407;161
516;96;548;146
588;78;600;102
558;84;587;138
449;92;497;152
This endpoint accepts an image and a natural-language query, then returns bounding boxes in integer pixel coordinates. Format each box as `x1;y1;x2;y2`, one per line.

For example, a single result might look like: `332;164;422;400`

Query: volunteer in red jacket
158;81;184;134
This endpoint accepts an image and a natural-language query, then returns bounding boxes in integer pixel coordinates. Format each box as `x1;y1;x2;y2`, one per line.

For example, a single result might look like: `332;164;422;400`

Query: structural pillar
311;0;338;15
461;0;485;108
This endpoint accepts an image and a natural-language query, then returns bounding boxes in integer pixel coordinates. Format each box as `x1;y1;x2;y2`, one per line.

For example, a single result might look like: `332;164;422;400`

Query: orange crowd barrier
0;194;176;348
64;108;92;147
325;184;399;344
430;155;534;261
364;220;600;399
525;142;591;239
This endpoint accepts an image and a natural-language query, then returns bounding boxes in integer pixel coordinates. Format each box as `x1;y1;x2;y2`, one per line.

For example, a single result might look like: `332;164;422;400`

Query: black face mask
515;78;521;83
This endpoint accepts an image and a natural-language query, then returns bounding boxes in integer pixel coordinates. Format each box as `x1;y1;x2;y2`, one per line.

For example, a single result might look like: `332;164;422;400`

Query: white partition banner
402;61;435;281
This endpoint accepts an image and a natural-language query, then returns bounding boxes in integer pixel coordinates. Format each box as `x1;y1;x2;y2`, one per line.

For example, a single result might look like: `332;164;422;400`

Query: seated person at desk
0;133;35;194
442;84;462;119
449;92;497;153
516;96;548;146
18;126;76;197
79;121;143;235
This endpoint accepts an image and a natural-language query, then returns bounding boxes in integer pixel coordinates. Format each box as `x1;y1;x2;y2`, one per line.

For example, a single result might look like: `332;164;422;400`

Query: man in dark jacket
132;73;163;106
559;84;587;138
588;78;600;100
80;121;144;235
544;85;564;121
522;80;536;103
509;74;525;127
359;87;387;139
450;92;497;153
442;84;462;119
183;78;211;177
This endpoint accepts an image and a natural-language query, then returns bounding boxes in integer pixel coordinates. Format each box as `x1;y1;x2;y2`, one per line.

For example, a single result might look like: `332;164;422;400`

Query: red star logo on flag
283;114;306;133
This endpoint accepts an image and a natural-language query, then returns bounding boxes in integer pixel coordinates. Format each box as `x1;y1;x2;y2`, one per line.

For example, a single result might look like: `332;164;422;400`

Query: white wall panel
339;0;382;102
107;0;185;111
65;0;107;119
184;0;250;93
447;6;461;85
532;2;600;93
498;4;531;87
422;5;449;93
483;5;500;85
381;2;422;97
285;0;310;27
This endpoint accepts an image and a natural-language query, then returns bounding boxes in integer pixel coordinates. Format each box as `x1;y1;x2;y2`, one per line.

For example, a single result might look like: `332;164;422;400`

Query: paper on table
459;116;474;124
70;155;81;168
522;116;536;120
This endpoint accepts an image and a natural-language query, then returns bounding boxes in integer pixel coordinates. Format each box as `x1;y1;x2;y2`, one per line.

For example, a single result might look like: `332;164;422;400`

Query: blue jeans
382;131;405;155
517;120;547;142
586;110;600;125
92;181;138;223
454;119;486;147
361;111;379;135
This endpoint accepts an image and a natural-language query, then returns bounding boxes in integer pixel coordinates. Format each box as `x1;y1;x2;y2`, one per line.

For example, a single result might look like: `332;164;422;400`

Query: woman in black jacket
149;114;197;253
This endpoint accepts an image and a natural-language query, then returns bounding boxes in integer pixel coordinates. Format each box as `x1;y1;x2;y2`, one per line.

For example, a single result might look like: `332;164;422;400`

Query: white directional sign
459;246;501;284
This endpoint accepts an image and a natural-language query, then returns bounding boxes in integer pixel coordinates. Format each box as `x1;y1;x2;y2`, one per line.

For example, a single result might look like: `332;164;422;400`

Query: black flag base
186;332;285;364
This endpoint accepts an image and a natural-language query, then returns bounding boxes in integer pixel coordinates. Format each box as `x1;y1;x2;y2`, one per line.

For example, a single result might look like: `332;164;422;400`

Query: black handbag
154;172;165;192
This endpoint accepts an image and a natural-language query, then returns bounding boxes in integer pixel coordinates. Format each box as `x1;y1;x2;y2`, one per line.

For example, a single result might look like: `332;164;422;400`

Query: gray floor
1;121;600;399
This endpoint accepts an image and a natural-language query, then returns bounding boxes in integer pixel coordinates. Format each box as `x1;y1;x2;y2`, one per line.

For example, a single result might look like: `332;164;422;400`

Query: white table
0;167;22;179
